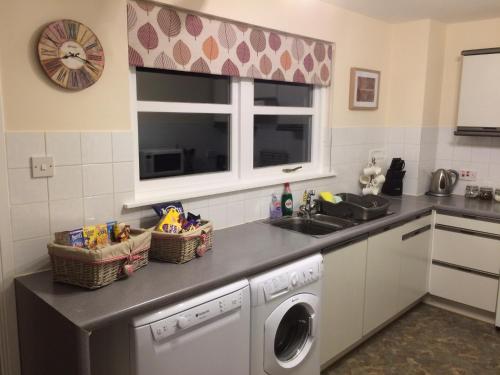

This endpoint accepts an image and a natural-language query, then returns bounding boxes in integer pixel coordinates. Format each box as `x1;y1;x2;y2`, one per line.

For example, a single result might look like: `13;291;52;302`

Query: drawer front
433;227;500;275
400;215;432;237
430;264;499;312
436;213;500;235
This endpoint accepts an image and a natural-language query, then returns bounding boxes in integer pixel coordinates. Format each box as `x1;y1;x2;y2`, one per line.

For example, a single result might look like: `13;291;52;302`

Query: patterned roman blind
127;0;334;86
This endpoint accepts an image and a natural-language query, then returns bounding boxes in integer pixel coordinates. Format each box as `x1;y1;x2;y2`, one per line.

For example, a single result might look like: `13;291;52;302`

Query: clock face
37;20;105;90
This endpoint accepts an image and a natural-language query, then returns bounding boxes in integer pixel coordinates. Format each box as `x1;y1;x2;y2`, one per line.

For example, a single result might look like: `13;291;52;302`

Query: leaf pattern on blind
280;50;292;72
127;3;137;31
247;64;262;79
173;40;191;67
291;38;305;63
236;41;250;64
250;29;266;55
128;46;144;66
269;32;281;54
218;22;237;52
186;14;203;39
314;42;326;62
154;52;176;69
221;59;240;76
137;23;158;52
127;0;334;86
259;54;272;77
293;68;305;83
303;53;314;73
271;68;285;81
202;36;219;62
191;57;210;73
157;7;181;41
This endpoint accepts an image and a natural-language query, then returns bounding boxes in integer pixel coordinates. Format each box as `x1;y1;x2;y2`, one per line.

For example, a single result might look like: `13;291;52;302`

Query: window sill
124;171;337;209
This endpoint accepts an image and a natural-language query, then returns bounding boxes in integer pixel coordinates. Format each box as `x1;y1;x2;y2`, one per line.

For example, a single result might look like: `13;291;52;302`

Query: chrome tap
299;190;316;219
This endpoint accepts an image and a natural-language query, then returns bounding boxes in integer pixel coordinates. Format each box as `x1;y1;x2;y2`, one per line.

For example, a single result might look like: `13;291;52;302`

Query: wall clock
37;19;105;90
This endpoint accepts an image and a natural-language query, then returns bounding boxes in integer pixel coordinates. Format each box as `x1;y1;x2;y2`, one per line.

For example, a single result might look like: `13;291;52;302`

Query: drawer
436;213;500;235
433;227;500;275
430;264;499;312
400;215;432;238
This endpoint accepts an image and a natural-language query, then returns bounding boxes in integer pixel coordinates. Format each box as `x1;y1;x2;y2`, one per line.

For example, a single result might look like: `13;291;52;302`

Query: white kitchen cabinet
321;239;367;365
399;220;432;310
363;226;402;335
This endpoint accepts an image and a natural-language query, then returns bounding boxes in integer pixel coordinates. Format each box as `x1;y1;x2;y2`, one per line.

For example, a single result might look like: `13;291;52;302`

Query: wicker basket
48;230;152;289
148;221;213;264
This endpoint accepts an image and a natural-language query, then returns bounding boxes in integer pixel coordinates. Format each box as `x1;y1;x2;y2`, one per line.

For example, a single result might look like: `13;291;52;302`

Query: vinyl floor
322;304;500;375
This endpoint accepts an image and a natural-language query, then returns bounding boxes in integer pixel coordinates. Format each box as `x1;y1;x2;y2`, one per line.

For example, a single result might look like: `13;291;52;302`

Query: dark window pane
254;115;311;168
136;68;231;104
138;112;230;179
254;80;312;107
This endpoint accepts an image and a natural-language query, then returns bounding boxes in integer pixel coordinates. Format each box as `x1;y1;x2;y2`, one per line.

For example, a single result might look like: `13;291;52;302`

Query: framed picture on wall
349;67;380;110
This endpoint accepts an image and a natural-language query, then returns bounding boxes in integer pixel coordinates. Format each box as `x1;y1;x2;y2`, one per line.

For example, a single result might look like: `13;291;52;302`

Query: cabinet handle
402;224;431;241
435;224;500;241
432;260;500;280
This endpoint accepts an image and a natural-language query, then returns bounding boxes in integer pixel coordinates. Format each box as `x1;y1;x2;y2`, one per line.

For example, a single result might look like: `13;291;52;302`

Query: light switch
31;156;54;178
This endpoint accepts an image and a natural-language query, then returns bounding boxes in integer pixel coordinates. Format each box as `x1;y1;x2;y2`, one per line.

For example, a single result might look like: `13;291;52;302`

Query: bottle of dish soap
281;183;293;216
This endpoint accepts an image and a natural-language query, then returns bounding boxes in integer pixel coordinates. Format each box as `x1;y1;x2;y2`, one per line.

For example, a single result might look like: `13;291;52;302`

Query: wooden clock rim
37;19;105;91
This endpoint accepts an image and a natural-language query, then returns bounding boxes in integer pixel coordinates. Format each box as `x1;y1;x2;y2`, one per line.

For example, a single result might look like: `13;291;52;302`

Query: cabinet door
399;226;431;310
363;227;402;335
320;240;367;365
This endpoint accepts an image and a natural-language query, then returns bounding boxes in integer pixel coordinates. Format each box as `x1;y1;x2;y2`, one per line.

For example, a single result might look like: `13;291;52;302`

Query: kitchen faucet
299;190;317;219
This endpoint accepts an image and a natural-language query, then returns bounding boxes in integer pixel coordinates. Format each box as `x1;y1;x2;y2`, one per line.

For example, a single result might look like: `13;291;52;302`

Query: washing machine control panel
262;262;320;302
150;289;243;341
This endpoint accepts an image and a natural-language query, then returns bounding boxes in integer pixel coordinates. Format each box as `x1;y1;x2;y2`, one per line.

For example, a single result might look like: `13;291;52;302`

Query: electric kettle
428;169;459;197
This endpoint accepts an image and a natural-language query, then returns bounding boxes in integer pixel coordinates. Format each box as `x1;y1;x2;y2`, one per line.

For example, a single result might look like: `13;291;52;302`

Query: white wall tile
6;132;45;168
81;132;112;164
114;191;148;221
386;127;405;144
112;132;133;162
49;198;84;232
112;162;134;193
244;197;263;222
46;132;81;166
208;204;227;229
48;165;83;200
11;202;50;241
404;144;420;162
8;168;48;205
404;127;422;145
82;164;113;196
13;236;51;276
226;201;244;227
452;144;471;162
84;195;115;224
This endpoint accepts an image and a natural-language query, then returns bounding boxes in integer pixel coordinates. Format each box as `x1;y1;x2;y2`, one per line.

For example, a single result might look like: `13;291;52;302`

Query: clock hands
65;52;98;70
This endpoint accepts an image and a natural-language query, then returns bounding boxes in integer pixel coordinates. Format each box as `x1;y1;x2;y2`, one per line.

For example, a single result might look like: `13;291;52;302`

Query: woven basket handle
123;254;141;276
195;229;210;257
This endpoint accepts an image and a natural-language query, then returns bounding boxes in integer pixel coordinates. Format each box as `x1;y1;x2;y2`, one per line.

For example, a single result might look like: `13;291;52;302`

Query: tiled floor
323;304;500;375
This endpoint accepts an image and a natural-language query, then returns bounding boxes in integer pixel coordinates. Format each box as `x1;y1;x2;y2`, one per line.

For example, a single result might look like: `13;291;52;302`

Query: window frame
129;67;332;205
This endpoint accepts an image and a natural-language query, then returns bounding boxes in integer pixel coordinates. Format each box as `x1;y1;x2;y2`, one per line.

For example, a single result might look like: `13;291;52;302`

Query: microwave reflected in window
138;112;230;180
253;115;312;168
254;80;313;107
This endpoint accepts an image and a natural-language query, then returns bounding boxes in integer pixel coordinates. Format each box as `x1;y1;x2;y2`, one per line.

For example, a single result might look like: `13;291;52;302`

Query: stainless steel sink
269;215;355;236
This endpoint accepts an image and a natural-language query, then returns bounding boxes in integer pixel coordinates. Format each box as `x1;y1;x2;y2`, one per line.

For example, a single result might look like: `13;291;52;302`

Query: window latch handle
282;166;302;173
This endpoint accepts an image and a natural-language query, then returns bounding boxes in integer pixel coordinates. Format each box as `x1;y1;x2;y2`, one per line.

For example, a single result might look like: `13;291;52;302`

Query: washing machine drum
264;293;319;375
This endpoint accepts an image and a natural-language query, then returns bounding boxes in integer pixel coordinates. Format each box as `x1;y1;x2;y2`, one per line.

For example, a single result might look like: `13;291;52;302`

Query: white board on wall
457;52;500;129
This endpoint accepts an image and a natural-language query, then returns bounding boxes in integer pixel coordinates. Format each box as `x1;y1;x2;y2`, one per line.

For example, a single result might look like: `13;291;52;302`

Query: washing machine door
264;293;319;375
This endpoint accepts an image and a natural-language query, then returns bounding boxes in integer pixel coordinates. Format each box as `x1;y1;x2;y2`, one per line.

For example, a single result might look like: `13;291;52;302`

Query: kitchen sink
269;215;355;236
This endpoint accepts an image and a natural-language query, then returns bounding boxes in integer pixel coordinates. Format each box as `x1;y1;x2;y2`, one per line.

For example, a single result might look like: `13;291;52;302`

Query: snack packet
156;207;182;233
83;224;109;250
152;201;184;218
114;223;131;242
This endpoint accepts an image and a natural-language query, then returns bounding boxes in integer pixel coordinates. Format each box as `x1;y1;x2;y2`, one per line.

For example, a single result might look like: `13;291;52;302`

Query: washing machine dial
177;316;189;329
290;272;299;287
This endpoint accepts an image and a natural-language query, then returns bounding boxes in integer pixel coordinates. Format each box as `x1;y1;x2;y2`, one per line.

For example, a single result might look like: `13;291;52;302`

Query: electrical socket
459;169;477;181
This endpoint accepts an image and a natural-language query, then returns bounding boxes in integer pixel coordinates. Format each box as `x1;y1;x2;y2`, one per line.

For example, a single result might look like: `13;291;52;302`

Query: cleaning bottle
281;183;293;216
269;193;282;219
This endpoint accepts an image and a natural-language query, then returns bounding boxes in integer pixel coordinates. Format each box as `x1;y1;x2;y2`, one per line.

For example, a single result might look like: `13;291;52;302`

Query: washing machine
249;254;323;375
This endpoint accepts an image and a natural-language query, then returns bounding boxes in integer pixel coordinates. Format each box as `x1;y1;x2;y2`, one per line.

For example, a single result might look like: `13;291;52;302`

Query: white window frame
128;67;332;207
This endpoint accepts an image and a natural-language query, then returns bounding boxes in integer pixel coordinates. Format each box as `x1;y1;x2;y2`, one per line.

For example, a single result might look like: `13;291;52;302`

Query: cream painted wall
0;0;393;131
0;0;131;132
438;17;500;127
385;19;430;127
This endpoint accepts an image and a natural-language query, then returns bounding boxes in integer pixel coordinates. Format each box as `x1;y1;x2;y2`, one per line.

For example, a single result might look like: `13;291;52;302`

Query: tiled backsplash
8;126;497;276
434;127;500;195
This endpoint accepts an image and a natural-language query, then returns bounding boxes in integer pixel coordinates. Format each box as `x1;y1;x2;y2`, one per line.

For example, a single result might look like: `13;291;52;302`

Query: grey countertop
15;194;500;331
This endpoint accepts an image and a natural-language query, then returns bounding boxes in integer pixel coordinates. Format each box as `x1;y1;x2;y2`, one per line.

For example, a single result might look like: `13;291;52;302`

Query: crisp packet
156;208;182;233
152;201;184;218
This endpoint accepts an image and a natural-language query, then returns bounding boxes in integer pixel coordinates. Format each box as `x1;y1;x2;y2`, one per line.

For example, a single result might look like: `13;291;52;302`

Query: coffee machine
382;158;406;196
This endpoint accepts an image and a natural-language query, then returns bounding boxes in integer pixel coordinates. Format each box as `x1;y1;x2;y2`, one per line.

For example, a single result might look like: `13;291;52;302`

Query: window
130;67;329;198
